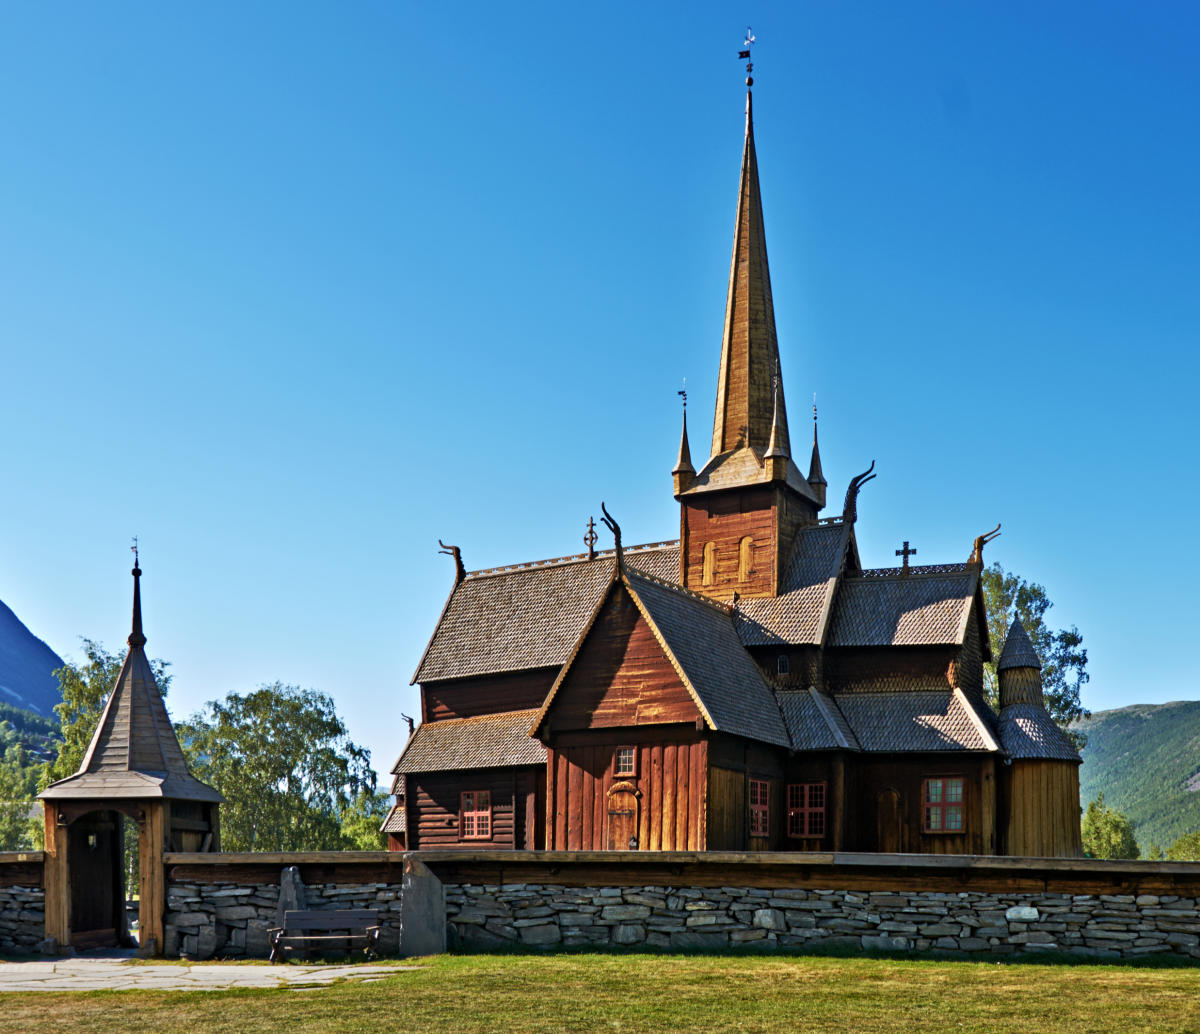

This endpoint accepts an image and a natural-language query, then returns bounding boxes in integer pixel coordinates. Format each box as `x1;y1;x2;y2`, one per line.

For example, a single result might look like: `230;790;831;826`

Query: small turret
807;400;827;509
672;406;695;496
997;617;1043;709
763;377;789;481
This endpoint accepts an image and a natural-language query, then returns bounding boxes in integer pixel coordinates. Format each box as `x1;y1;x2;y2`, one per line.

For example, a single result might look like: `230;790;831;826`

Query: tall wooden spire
711;90;788;460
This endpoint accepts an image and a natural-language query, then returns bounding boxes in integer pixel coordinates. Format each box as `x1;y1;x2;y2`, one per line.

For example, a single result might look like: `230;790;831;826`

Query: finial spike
128;540;146;649
738;26;756;87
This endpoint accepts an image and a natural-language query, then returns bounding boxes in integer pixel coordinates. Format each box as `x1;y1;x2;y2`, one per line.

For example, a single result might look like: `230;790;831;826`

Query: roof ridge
625;566;734;615
855;562;970;579
464;540;679;580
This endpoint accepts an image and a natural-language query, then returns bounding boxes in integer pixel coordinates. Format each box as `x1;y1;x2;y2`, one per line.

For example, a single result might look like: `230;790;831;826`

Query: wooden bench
268;908;383;963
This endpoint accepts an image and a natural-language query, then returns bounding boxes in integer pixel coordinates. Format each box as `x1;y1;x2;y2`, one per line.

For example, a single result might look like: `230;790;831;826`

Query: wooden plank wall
845;756;997;855
422;669;557;722
547;734;706;851
681;486;779;600
1002;760;1083;858
706;767;745;851
408;767;542;850
546;586;699;732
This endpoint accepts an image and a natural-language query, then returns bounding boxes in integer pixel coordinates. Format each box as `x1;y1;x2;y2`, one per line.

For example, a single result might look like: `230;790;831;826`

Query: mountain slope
0;598;64;717
1077;701;1200;851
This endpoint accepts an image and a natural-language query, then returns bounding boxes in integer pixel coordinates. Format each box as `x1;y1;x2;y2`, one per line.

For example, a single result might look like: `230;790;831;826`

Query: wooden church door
876;789;902;853
607;786;639;850
67;810;126;948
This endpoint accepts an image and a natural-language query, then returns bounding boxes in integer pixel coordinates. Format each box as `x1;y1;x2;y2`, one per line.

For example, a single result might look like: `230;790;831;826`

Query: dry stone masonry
0;885;44;954
163;880;401;960
445;883;1200;960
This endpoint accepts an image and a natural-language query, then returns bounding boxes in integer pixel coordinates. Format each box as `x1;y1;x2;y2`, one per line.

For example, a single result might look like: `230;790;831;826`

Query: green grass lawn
0;953;1196;1033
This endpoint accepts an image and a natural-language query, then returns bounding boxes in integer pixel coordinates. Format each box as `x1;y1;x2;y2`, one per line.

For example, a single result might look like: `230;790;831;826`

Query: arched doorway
65;809;128;950
606;783;641;850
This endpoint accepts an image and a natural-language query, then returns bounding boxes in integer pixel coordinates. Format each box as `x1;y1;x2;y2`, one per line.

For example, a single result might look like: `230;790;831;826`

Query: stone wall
0;885;45;955
445;883;1200;961
164;880;402;960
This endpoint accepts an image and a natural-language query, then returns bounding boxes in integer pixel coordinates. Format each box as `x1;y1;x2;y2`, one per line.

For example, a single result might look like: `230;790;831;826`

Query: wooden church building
386;77;1082;859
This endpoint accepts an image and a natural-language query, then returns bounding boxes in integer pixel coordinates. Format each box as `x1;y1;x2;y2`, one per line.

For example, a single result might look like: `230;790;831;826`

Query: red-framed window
460;790;492;839
923;777;964;833
614;746;636;777
749;779;770;837
787;782;826;838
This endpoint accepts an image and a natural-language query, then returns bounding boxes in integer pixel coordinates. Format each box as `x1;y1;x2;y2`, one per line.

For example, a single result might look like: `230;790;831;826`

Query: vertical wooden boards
544;747;556;849
1004;761;1083;858
139;802;166;954
662;744;677;851
42;804;69;946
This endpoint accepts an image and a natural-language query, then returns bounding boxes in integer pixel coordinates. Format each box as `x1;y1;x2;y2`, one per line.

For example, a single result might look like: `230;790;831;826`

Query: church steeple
672;405;695;495
710;89;787;460
808;399;827;507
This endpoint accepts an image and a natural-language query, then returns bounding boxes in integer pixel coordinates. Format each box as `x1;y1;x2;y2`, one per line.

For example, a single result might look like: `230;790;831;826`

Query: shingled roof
392;709;545;774
827;565;982;649
41;563;223;803
997;705;1081;762
777;689;860;751
832;687;999;753
998;618;1041;671
736;521;853;645
412;544;678;683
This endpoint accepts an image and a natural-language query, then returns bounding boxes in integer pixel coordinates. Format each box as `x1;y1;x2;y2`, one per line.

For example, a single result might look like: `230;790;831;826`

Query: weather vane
131;536;139;567
738;26;755;85
677;377;687;410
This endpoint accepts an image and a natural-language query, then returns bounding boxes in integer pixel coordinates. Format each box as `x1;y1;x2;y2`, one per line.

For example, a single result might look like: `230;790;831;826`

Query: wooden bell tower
39;558;223;955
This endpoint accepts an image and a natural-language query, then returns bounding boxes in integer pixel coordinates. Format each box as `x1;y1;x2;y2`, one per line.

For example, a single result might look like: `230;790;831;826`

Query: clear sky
1;3;1196;782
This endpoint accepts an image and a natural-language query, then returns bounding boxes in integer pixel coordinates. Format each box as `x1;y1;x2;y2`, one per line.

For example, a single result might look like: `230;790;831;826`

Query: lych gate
38;560;222;954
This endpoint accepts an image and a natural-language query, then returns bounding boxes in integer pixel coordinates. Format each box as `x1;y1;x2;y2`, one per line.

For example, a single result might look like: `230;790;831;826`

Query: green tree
340;790;392;850
178;683;376;851
1081;793;1140;859
0;735;42;850
1165;831;1200;861
981;563;1089;748
41;639;172;789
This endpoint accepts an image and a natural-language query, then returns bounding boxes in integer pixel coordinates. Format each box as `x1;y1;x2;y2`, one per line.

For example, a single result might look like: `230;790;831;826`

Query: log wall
423;669;556;722
406;767;543;851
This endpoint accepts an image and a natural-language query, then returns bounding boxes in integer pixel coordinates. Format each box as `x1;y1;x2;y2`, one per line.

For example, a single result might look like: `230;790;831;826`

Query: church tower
676;83;824;600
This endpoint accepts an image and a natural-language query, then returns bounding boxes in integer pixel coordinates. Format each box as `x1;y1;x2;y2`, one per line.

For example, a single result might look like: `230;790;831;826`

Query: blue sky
1;3;1196;781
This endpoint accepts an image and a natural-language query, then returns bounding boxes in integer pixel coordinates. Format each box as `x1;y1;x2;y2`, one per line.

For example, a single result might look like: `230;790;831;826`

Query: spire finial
738;26;755;87
129;538;146;649
584;517;598;561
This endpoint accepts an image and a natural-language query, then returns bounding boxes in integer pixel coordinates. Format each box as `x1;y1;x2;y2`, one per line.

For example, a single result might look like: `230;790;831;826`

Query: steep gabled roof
736;520;853;645
412;543;678;683
998;617;1041;671
532;567;790;748
827;565;981;648
41;563;222;803
392;709;544;774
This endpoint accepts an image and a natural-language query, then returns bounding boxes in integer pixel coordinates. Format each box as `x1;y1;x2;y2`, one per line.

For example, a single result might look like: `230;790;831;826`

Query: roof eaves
410;576;464;685
528;563;621;738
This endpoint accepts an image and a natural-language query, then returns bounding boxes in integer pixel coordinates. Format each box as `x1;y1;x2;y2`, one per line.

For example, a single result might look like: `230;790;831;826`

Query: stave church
386;68;1082;858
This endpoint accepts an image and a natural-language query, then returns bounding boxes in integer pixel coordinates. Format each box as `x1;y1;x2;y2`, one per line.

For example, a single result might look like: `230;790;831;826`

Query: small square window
460;790;492;839
614;747;636;777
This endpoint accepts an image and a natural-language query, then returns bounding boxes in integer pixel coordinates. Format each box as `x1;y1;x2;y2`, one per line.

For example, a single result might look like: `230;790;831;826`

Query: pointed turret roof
997;617;1042;672
808;403;827;487
40;562;223;802
673;408;695;476
684;89;818;503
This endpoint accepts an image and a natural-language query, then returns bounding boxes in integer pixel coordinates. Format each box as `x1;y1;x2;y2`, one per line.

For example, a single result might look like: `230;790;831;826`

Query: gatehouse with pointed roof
387;71;1082;858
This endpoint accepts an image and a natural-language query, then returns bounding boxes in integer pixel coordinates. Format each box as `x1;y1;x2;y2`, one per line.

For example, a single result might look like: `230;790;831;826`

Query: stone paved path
0;953;421;992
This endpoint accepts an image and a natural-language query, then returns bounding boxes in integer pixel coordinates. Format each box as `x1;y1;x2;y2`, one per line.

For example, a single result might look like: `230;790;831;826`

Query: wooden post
138;802;166;956
42;803;69;948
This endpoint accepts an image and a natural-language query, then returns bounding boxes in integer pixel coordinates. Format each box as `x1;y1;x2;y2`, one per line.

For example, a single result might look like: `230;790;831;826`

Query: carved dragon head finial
842;460;876;523
600;501;623;568
969;523;1002;566
438;539;466;585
